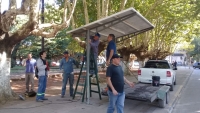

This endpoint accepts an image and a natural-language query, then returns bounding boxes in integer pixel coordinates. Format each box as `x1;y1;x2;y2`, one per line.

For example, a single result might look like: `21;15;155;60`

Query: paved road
0;66;193;113
122;66;193;113
172;68;200;113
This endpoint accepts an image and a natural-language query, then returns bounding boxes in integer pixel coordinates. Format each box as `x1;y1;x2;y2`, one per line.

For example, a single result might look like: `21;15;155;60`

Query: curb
168;69;194;113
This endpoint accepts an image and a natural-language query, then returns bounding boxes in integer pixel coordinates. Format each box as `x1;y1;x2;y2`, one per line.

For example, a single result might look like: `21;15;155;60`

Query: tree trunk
105;0;109;17
120;0;127;11
83;0;89;24
0;35;15;101
67;2;75;29
0;52;12;103
11;42;21;68
97;0;101;19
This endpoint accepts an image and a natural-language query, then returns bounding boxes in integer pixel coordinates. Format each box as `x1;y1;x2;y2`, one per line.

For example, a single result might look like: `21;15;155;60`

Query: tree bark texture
83;0;89;24
97;0;101;19
120;0;127;11
0;52;12;103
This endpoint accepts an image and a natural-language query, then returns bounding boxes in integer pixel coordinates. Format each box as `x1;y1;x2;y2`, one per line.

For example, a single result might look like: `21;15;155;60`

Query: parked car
129;61;140;71
51;62;60;67
193;62;200;69
138;60;176;91
177;61;182;66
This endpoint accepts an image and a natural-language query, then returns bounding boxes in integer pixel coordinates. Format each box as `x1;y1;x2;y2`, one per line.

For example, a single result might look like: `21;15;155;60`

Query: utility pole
41;0;44;51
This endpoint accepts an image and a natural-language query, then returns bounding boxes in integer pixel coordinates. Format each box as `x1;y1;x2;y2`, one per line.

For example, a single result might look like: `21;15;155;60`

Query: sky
1;0;55;13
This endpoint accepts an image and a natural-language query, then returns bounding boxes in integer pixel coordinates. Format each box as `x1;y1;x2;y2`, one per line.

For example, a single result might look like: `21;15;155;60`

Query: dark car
193;62;200;69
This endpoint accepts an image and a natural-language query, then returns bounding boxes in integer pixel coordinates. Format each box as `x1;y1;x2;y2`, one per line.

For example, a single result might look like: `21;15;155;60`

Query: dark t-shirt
106;40;117;60
106;64;124;93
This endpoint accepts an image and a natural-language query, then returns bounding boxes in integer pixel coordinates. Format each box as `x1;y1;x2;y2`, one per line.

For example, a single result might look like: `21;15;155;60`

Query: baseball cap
95;32;101;38
63;51;69;54
112;54;123;59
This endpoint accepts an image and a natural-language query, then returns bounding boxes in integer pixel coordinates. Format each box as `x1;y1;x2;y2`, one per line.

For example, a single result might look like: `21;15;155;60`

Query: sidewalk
1;66;192;113
1;70;138;113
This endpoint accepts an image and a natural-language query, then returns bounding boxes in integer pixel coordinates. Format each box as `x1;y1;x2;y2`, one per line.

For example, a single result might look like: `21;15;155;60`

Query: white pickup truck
138;60;176;91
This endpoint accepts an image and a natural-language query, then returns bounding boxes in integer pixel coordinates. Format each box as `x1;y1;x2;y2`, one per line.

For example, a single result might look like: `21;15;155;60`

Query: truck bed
102;83;165;102
125;83;160;102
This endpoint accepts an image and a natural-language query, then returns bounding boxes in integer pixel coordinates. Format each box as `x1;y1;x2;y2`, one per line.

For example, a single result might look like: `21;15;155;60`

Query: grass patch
11;66;25;70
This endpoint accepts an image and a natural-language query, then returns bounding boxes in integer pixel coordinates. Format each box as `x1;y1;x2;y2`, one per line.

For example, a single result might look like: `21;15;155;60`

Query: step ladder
73;49;102;102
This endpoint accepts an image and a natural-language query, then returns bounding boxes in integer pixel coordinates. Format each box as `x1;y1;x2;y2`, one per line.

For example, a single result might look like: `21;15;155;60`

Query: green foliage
10;15;28;33
13;0;200;60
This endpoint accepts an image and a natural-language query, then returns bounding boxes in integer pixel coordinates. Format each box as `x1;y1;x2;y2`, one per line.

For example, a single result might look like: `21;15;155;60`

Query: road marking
169;69;194;113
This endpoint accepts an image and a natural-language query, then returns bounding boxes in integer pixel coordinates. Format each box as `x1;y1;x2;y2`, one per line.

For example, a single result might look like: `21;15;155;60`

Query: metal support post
86;30;90;104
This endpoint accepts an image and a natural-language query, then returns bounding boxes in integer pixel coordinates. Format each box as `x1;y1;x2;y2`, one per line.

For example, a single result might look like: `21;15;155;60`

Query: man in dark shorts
106;54;134;113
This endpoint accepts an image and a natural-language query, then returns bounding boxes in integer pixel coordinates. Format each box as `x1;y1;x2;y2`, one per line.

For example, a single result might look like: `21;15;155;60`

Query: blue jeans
61;73;74;96
107;90;125;113
36;76;47;100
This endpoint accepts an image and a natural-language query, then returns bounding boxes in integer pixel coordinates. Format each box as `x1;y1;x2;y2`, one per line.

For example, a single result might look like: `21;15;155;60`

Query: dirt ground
7;69;137;106
10;71;108;100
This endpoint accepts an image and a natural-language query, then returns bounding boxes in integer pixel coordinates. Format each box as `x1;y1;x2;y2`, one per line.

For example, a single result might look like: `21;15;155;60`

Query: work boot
36;99;43;102
42;97;48;100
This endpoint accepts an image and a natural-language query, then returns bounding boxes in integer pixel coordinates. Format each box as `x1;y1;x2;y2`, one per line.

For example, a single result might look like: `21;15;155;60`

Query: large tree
72;0;198;61
0;0;77;102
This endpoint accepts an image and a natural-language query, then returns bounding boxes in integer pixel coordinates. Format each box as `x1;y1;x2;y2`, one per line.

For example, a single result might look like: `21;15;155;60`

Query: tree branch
21;0;30;12
67;1;75;29
145;0;164;17
8;0;39;44
31;0;77;38
63;0;68;23
9;0;17;10
0;0;30;32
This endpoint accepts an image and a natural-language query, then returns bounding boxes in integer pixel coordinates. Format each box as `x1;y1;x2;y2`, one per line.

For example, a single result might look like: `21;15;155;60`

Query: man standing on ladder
89;33;100;76
106;34;117;66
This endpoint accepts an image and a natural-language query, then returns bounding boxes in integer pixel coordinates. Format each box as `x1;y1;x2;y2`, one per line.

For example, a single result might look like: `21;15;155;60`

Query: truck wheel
170;83;174;91
174;78;176;85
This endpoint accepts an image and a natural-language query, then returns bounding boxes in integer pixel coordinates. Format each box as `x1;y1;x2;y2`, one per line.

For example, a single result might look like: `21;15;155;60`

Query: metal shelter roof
66;7;155;104
66;7;154;41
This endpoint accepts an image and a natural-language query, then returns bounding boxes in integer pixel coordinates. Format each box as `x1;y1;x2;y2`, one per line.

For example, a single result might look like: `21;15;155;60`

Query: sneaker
61;95;64;98
42;97;48;100
19;95;25;100
36;99;43;102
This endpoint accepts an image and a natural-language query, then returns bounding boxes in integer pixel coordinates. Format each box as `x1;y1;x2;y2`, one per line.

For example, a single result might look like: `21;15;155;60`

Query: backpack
26;90;37;97
35;67;39;79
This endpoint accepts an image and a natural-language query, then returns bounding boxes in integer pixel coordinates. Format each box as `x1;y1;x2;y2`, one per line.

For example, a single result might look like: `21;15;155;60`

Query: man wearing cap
89;32;100;60
106;34;117;66
89;32;100;76
60;51;76;98
106;54;134;113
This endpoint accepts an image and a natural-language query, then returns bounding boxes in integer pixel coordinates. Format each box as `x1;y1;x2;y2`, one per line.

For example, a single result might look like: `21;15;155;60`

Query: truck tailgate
138;68;172;84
